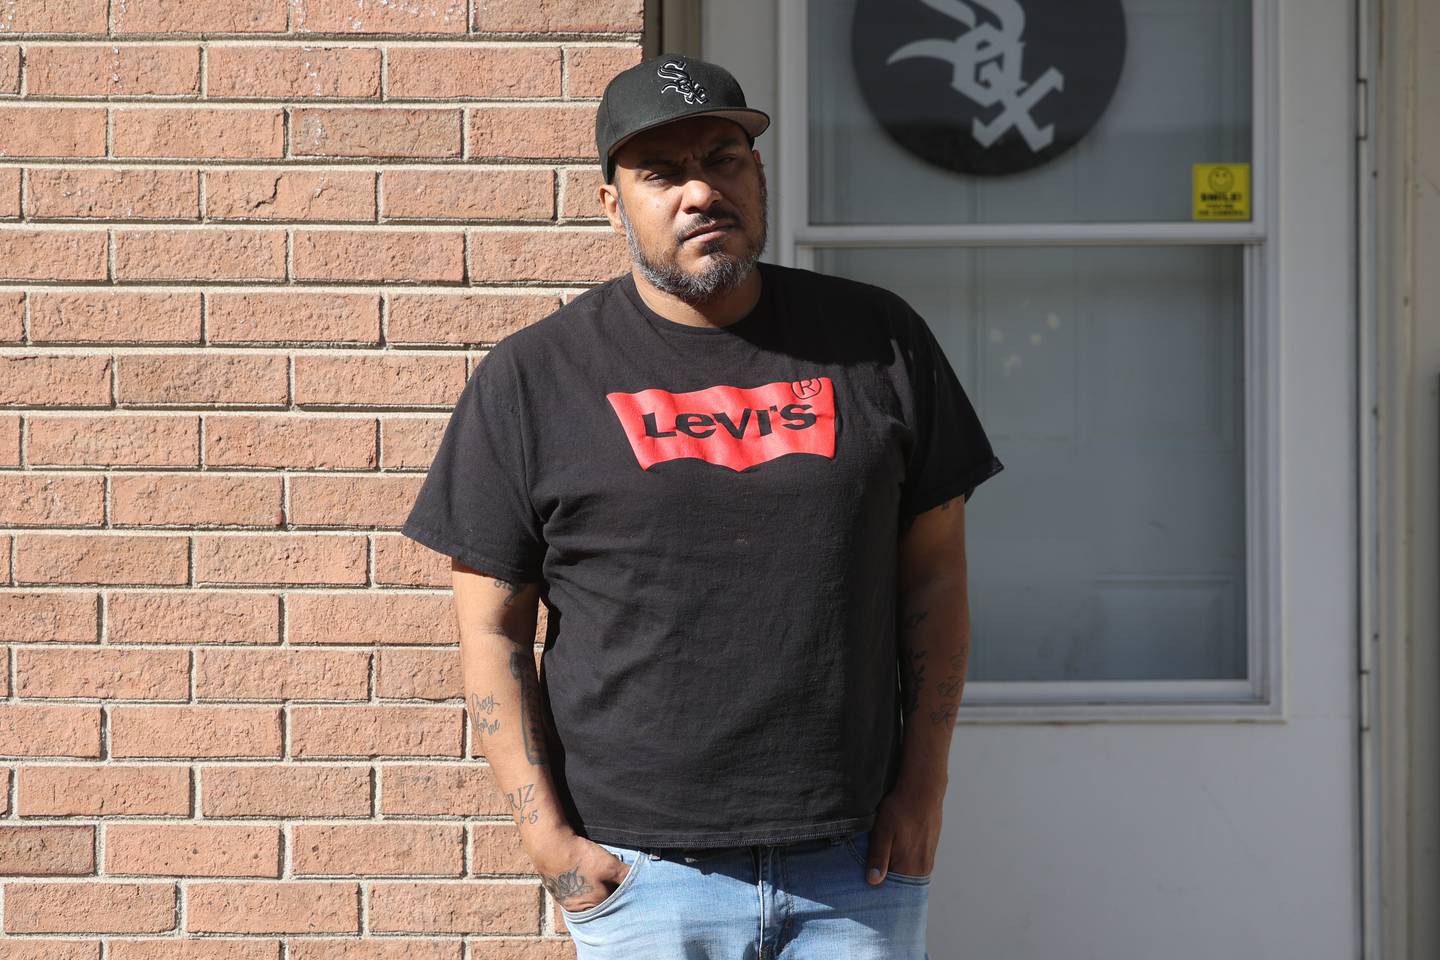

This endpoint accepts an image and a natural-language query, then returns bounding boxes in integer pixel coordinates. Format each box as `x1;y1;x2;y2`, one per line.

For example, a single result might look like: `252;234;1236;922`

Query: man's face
603;115;768;304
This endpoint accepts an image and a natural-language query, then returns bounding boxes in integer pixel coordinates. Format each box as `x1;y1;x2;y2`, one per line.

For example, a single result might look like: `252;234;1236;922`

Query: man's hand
532;833;633;912
863;776;946;884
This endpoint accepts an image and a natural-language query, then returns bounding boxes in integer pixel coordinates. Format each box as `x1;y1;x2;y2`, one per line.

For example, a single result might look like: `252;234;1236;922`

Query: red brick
385;46;559;99
1;882;176;934
559;166;605;219
25;44;201;96
286;941;461;960
27;415;199;467
207;292;381;344
14;534;189;586
367;880;538;935
292;823;462;876
381;168;552;221
109;705;283;759
469;823;531;876
107;591;280;646
466;228;628;282
289;474;424;527
0;591;98;644
17;764;190;816
472;0;642;33
0;353;111;406
0;411;19;460
105;824;281;877
292;229;464;283
143;942;284;960
113;109;285;160
109;940;278;960
15;646;188;699
379;764;503;817
207;46;381;100
195;647;369;701
205;170;377;222
290;108;462;159
374;647;458;700
0;473;105;525
111;474;283;527
0;107;106;158
193;534;368;587
467;104;594;160
0;704;101;757
0;46;18;94
565;45;642;97
186;882;359;935
0;1;109;35
373;533;448;587
112;0;288;34
286;592;458;646
0;289;21;340
0;825;94;874
290;705;461;759
379;416;446;469
116;353;288;405
26;168;199;221
0;229;108;281
292;0;466;35
204;415;378;470
386;292;558;345
292;353;466;407
113;228;286;281
0;168;20;218
200;765;371;818
29;291;201;343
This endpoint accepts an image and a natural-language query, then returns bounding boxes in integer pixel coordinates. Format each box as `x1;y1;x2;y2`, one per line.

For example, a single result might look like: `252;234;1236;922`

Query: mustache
678;209;741;241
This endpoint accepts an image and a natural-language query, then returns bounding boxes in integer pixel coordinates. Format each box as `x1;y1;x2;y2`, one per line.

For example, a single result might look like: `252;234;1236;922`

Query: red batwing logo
606;377;837;471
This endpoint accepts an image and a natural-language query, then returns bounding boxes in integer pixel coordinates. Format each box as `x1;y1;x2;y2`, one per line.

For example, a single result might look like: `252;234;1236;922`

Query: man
401;54;1004;959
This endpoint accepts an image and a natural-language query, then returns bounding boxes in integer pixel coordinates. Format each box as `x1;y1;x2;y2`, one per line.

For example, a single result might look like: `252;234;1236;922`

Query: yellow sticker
1192;163;1251;220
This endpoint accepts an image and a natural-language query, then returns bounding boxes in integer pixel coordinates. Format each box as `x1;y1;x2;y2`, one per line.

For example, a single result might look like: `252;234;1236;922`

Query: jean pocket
557;842;647;922
843;828;933;885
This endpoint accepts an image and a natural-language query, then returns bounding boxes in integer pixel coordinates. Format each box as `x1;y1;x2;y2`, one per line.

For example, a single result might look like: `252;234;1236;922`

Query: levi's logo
606;377;837;471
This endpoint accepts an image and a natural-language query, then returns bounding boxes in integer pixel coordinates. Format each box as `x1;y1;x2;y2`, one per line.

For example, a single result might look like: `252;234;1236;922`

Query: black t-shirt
401;260;1004;848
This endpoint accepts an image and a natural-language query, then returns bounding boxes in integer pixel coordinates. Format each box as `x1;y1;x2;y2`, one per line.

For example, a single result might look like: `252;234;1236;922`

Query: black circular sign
852;0;1127;176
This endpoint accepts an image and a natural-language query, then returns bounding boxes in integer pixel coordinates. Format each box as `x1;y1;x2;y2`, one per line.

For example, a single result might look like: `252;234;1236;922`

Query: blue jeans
559;828;931;959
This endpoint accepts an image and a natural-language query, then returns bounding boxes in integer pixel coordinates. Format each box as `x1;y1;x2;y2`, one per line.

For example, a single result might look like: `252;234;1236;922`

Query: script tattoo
507;781;540;826
542;865;593;903
899;647;928;715
509;650;550;766
467;691;500;744
490;576;524;610
931;653;967;727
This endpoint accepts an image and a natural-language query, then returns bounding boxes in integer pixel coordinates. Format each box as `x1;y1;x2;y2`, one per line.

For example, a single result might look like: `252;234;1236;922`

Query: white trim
782;0;1282;718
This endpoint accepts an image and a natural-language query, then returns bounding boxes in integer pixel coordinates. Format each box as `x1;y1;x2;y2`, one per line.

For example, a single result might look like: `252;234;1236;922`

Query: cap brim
607;107;772;165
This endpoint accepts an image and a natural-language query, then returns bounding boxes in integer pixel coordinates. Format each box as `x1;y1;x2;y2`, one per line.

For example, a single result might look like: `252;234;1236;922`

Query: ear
599;182;625;236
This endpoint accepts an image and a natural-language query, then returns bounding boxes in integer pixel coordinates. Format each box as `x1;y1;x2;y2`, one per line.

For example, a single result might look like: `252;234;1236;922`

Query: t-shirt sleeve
898;305;1005;522
400;347;546;583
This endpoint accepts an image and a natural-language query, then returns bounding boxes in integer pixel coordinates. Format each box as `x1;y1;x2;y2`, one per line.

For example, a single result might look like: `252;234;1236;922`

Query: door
706;0;1360;955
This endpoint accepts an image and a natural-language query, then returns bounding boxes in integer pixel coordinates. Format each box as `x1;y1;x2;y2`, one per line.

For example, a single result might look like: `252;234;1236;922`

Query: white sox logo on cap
657;59;708;104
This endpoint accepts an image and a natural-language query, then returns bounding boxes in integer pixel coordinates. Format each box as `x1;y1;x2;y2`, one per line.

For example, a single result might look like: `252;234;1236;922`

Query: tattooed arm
450;558;630;912
861;493;970;884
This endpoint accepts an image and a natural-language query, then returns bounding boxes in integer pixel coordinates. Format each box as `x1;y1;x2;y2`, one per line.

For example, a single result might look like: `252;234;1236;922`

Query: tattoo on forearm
930;652;967;726
506;781;540;825
509;649;550;766
899;647;927;715
542;865;593;902
468;691;500;743
490;576;524;609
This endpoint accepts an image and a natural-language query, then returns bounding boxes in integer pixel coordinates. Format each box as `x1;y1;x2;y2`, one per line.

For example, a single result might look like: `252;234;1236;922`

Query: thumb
866;832;891;885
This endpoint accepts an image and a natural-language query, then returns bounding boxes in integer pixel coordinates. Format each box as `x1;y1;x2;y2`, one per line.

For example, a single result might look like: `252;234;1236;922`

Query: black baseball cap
595;54;771;184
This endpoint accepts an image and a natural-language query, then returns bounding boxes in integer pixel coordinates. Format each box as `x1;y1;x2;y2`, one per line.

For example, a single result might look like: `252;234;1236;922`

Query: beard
615;170;769;305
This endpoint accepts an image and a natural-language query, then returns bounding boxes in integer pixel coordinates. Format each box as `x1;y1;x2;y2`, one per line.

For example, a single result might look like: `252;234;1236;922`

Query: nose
679;171;724;213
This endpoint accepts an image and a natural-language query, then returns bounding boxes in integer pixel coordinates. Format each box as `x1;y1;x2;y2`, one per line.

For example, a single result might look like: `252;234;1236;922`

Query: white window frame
776;0;1283;722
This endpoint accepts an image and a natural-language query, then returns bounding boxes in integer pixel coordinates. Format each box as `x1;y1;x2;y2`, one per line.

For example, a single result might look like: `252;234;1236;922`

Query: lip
683;222;736;242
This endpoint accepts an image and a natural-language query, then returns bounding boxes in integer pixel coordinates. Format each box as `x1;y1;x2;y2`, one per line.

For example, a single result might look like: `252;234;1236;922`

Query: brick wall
0;1;641;955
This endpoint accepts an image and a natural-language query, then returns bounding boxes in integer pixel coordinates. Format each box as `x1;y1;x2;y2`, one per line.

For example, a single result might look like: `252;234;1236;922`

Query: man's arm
862;492;969;884
450;558;629;911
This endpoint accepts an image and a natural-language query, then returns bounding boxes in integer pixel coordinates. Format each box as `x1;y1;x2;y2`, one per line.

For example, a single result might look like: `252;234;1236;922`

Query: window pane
813;245;1247;681
808;0;1253;224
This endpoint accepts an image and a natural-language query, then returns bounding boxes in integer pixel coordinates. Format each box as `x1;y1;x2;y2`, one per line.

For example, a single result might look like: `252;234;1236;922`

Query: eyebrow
635;136;746;169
